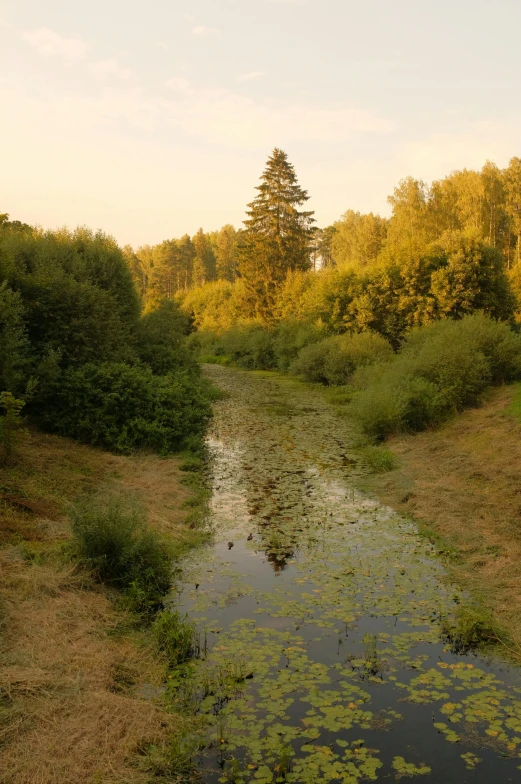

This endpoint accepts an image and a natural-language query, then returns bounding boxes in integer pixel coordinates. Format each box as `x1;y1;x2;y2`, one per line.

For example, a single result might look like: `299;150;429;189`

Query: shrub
152;609;200;667
135;299;197;376
290;331;393;385
271;319;326;371
348;380;406;440
349;314;521;440
219;324;276;369
38;362;211;454
70;493;172;611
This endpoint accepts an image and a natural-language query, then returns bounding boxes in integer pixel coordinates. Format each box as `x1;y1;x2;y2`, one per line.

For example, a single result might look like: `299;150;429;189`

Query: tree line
326;158;521;272
174;150;521;342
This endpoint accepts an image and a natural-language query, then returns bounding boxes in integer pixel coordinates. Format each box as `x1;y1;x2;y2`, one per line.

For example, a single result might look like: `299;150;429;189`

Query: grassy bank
0;428;208;783
357;383;521;660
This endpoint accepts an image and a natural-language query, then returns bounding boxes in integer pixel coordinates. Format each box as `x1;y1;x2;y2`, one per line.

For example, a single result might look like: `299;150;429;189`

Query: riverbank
360;382;521;659
0;428;207;784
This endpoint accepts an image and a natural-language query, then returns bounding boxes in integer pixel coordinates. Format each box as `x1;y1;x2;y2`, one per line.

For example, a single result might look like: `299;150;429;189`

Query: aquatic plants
166;367;521;782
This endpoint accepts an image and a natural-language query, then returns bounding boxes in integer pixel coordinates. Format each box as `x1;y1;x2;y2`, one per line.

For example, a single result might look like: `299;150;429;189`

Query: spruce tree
239;148;315;320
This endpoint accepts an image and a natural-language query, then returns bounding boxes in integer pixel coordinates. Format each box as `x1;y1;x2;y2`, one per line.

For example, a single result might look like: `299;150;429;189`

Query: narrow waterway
174;366;521;783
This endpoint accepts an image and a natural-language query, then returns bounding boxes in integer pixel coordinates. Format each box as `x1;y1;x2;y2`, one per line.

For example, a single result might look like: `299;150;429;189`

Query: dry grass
364;383;521;655
0;429;197;783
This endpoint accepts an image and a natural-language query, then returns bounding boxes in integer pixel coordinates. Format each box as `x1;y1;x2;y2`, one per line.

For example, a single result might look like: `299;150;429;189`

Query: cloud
165;77;194;95
192;25;222;39
22;27;88;61
88;57;132;80
163;87;395;147
402;120;521;181
237;71;265;82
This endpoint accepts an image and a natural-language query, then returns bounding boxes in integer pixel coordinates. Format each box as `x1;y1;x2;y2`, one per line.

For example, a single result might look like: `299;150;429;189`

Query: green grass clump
152;609;200;667
70;493;173;612
359;445;397;473
440;605;499;653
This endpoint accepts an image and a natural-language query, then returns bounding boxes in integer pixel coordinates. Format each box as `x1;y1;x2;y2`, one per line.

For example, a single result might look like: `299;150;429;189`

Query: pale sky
1;0;520;247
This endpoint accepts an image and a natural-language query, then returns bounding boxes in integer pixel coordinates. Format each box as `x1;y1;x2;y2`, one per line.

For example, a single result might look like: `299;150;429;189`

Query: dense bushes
188;320;326;371
290;331;393;385
0;220;211;453
70;494;173;611
348;314;521;440
39;362;211;454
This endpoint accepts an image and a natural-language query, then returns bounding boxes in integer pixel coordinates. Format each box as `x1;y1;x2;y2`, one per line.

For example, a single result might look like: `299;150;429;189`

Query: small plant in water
153;608;201;667
363;633;380;676
440;605;497;653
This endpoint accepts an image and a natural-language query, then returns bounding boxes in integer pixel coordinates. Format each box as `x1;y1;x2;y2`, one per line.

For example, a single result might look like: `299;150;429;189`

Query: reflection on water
174;367;521;783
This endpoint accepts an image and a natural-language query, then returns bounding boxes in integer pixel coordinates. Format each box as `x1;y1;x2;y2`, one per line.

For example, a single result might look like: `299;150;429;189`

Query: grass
70;493;174;613
362;383;521;661
358;445;397;474
0;427;208;783
506;381;521;421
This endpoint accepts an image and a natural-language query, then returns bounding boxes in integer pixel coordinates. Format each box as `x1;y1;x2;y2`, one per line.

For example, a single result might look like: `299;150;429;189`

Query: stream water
172;366;521;783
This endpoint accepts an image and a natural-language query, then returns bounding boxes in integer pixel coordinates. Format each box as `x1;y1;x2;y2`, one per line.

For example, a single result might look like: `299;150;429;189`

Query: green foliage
152;609;200;667
331;209;388;269
0;220;211;454
0;391;25;465
440;605;498;653
271;319;326;372
290;331;393;385
358;445;397;473
218;324;276;370
239;148;316;321
135;299;196;376
39;362;211;454
0;282;31;396
70;494;173;612
349;314;521;440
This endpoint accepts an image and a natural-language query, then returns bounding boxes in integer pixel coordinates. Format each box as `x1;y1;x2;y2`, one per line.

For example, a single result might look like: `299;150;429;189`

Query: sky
1;0;521;247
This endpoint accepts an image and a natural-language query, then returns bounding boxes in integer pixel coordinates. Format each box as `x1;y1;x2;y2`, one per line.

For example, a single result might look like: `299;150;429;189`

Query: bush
70;494;172;611
271;319;326;371
290;331;393;385
135;299;196;376
39;362;211;454
349;314;521;440
219;324;276;369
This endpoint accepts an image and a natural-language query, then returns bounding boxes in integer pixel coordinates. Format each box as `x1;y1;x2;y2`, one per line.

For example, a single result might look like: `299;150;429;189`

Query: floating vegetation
168;367;521;783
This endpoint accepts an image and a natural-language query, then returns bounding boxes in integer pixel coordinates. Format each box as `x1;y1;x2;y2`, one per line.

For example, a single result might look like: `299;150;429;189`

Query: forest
2;150;521;455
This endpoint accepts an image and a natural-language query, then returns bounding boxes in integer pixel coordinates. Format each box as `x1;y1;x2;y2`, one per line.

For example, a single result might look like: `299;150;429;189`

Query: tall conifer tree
239;148;315;320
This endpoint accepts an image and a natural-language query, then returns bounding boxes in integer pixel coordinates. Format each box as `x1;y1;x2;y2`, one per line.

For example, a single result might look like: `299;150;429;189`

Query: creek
172;365;521;783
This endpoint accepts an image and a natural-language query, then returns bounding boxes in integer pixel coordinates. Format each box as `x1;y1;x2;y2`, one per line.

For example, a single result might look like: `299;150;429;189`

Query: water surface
174;366;521;783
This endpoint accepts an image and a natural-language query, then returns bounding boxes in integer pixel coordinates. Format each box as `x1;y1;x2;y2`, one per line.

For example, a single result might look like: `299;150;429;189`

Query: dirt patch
0;429;197;783
363;384;521;656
